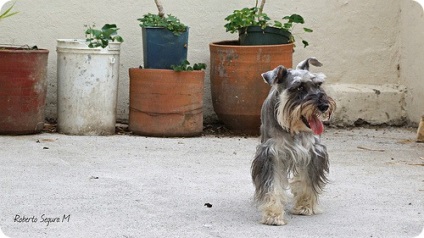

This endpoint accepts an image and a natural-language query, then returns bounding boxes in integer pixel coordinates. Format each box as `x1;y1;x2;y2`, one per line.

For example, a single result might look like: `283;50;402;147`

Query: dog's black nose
318;104;329;112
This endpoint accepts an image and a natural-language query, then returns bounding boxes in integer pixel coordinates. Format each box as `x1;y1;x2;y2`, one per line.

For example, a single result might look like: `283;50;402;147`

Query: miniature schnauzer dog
251;57;336;226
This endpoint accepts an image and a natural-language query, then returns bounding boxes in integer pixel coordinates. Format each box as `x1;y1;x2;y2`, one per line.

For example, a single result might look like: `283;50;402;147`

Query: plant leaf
0;4;18;20
288;14;304;24
172;60;206;72
303;27;313;33
113;35;124;43
85;23;124;48
102;24;117;31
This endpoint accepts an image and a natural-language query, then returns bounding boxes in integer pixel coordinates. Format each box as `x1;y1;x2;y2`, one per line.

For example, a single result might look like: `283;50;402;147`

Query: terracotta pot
129;68;205;137
0;47;49;135
209;41;293;135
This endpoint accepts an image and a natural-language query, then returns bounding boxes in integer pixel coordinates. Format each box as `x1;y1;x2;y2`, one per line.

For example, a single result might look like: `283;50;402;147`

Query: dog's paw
261;215;286;226
291;205;321;216
291;206;315;216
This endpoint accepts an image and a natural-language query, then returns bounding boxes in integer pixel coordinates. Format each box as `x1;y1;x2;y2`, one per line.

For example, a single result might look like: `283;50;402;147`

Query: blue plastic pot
142;27;189;69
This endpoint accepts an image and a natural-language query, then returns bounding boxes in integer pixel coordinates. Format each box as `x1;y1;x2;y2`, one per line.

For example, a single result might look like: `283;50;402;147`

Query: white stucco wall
401;0;424;124
0;0;414;124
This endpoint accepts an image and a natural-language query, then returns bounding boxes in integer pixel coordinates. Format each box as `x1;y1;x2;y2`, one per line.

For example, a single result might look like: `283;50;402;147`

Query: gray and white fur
251;57;336;226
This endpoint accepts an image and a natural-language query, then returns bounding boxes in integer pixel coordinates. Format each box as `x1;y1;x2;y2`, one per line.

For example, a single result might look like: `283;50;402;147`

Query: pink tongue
308;115;324;135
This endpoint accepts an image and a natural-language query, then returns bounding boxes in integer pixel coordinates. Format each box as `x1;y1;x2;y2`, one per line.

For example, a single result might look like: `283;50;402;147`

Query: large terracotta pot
129;68;205;137
209;41;293;135
0;47;49;135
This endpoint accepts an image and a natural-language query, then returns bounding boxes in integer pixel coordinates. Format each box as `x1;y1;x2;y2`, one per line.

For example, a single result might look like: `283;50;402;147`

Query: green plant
84;24;124;48
137;13;187;36
171;60;207;72
0;1;18;21
224;1;312;47
138;0;187;36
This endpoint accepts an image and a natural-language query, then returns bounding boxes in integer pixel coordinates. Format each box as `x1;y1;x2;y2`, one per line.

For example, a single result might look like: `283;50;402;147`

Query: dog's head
262;57;336;135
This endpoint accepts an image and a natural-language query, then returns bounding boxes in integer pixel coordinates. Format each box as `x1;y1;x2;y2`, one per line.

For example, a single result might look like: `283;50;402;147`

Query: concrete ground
0;127;423;238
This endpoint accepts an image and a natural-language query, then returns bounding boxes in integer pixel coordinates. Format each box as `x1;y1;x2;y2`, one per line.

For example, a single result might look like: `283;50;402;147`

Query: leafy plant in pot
129;0;206;137
0;1;50;135
224;0;312;46
137;0;188;69
209;0;313;135
56;24;124;135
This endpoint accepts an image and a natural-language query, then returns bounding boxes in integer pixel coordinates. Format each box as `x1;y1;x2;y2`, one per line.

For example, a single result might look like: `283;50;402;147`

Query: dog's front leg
251;141;288;225
290;167;320;215
290;145;329;215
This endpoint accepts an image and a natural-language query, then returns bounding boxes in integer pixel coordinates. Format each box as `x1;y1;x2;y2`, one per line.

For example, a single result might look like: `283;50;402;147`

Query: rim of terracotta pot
0;46;49;53
209;40;294;48
129;67;206;74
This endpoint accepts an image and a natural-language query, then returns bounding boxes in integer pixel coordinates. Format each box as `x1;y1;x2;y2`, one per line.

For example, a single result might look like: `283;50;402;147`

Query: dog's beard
276;91;335;135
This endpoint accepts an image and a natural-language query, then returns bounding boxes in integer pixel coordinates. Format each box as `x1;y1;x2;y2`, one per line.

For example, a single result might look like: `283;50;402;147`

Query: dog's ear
296;57;323;71
261;65;287;85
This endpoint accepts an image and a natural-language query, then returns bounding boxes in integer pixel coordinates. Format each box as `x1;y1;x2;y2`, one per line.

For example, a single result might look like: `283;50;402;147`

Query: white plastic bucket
56;39;121;135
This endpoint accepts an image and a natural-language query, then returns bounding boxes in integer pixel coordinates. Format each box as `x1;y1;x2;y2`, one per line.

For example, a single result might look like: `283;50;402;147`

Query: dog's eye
316;82;323;87
297;85;304;91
